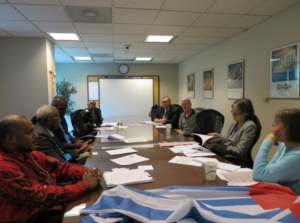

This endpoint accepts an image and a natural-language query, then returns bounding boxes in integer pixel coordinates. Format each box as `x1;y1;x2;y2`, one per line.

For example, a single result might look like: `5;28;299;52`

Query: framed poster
228;60;244;99
187;73;195;98
270;42;299;99
203;68;214;99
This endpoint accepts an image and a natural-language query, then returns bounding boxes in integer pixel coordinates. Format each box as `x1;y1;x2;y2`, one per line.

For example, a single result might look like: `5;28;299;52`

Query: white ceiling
0;0;299;64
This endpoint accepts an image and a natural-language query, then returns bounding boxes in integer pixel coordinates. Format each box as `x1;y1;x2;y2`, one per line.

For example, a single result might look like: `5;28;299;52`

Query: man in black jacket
80;100;103;133
154;96;181;129
34;105;91;164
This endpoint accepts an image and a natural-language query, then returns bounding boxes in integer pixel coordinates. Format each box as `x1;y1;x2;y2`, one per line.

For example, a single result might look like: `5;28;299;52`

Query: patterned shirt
0;149;90;223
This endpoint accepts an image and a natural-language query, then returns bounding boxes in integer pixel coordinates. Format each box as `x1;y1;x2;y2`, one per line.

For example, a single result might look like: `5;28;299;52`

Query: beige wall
56;63;178;111
178;4;300;160
0;37;54;118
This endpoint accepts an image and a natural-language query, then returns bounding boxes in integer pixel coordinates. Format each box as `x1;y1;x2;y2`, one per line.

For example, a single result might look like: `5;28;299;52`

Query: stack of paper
169;145;216;157
168;156;203;167
110;154;149;165
101;122;118;127
159;141;199;147
95;133;126;140
217;168;258;186
106;148;137;156
155;125;167;128
140;121;162;125
123;138;148;143
94;127;114;131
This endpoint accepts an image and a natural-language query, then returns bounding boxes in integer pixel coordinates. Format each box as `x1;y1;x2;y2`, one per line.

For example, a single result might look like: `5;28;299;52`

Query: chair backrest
70;109;89;138
172;104;184;114
149;105;159;121
194;107;205;113
247;115;262;168
193;109;225;135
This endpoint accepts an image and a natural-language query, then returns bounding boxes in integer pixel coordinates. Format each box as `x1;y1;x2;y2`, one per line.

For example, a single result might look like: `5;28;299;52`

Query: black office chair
194;107;205;113
172;104;184;114
149;105;159;121
193;109;225;135
224;115;262;168
70;109;97;140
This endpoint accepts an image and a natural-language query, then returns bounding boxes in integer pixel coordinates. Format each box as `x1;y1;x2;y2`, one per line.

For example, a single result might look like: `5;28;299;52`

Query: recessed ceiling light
135;57;152;61
74;57;92;61
82;9;98;17
48;33;80;41
145;35;175;43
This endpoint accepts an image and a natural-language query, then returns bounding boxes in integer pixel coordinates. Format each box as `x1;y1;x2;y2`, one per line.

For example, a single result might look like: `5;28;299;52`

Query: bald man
81;100;103;133
177;98;199;135
0;115;101;223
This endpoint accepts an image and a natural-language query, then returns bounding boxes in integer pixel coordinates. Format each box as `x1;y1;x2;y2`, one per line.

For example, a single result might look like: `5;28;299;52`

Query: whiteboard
99;79;153;118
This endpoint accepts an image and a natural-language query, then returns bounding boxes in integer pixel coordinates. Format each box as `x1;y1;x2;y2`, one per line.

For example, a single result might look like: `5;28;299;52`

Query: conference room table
63;116;230;223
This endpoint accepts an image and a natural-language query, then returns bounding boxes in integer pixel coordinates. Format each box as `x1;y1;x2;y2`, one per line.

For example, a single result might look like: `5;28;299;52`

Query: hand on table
77;139;93;154
82;168;100;190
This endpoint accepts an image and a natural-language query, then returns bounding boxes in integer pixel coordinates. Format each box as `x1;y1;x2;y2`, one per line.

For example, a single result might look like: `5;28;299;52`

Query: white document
155;125;167;128
110;154;149;165
103;168;153;187
138;165;154;170
169;147;182;153
184;152;216;157
172;145;216;157
95;134;126;140
217;162;241;171
217;168;258;186
127;124;144;126
140;121;162;125
123;138;148;143
118;126;129;129
92;152;98;155
168;156;203;167
101;122;118;127
94;127;114;131
106;148;137;156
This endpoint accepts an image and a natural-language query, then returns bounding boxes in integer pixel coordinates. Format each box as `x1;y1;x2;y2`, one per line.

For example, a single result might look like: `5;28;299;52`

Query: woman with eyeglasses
253;109;300;195
206;98;257;166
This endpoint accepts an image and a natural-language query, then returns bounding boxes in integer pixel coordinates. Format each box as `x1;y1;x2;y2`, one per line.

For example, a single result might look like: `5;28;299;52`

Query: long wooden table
63;124;230;223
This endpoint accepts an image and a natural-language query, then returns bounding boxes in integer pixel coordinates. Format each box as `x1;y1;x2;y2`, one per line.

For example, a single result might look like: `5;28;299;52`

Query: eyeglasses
231;110;243;116
272;123;279;128
161;101;169;104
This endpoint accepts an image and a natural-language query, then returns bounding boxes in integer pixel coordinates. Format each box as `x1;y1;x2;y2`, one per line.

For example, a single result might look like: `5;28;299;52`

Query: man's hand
77;139;93;154
176;129;184;134
90;168;103;184
82;169;99;190
208;133;220;136
75;140;84;148
154;118;160;123
161;118;167;124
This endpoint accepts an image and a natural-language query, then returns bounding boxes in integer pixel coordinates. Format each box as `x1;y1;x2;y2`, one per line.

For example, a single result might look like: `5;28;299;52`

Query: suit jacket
211;120;256;158
80;108;103;132
154;105;181;128
34;123;78;162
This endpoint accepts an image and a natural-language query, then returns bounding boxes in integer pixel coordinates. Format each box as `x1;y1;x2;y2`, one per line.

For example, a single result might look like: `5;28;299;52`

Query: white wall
178;4;300;160
0;37;53;118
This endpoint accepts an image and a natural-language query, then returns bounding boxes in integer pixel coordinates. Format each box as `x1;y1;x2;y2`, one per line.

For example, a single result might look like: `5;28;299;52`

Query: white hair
36;105;58;120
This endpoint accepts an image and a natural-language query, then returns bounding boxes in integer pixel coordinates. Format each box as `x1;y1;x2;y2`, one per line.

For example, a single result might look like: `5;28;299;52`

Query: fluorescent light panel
74;57;91;61
145;35;174;43
48;33;80;41
135;57;152;61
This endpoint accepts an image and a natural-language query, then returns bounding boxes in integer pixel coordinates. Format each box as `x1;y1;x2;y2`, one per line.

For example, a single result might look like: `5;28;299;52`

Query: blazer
211;119;256;158
154;105;181;128
34;123;78;162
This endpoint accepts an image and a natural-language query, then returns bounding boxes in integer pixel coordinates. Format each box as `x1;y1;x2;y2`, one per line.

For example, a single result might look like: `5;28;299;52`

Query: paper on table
127;123;144;126
92;152;98;155
169;147;182;153
168;156;203;167
171;145;216;157
138;165;154;170
159;141;199;147
101;122;118;127
95;134;126;140
118;126;129;129
123;138;148;143
155;125;166;128
217;162;241;171
140;121;162;125
110;154;149;165
94;127;114;131
217;168;258;186
102;144;155;150
184;152;216;157
106;148;137;156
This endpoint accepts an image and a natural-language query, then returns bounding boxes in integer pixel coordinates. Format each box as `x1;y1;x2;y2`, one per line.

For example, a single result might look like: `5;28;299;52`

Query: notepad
103;168;154;187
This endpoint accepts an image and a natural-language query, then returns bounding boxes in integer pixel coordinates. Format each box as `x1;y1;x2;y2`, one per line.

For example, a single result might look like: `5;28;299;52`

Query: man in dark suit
80;100;103;133
34;105;91;164
154;96;181;129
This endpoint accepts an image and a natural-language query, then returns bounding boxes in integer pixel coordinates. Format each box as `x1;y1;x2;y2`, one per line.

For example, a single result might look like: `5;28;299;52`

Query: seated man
81;100;103;132
154;96;181;129
34;105;91;164
177;98;199;135
51;96;87;150
0;115;101;223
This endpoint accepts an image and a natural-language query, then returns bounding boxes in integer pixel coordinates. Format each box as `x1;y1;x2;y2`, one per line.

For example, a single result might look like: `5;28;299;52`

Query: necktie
163;109;169;119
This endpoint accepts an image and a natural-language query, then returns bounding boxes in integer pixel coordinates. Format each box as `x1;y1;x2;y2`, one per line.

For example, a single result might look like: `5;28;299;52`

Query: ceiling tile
10;32;46;37
155;55;176;59
207;0;266;14
162;0;217;12
114;42;141;49
61;0;112;7
137;49;162;55
192;13;241;27
61;47;88;53
113;35;145;43
66;52;91;57
172;36;205;44
113;60;133;64
0;0;7;2
114;49;138;55
55;41;85;47
94;57;114;63
0;21;40;32
139;43;168;49
0;4;26;20
248;0;300;16
166;44;193;50
8;0;61;5
80;34;113;42
182;49;203;55
76;60;95;63
182;27;220;36
55;57;75;63
155;11;200;26
211;28;243;37
33;22;76;33
149;25;186;36
160;49;184;55
227;15;270;28
175;54;192;59
114;8;158;24
85;42;113;48
114;24;151;35
135;53;158;58
14;5;70;21
200;37;227;44
88;48;113;54
54;47;64;53
0;31;10;36
114;0;164;10
74;23;113;34
114;53;136;58
192;44;212;50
